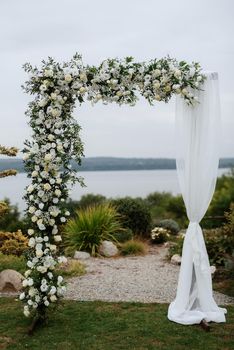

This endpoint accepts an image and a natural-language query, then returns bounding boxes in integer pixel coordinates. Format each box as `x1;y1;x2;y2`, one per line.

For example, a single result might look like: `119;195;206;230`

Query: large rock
74;251;91;260
0;269;24;292
171;254;182;265
99;240;119;257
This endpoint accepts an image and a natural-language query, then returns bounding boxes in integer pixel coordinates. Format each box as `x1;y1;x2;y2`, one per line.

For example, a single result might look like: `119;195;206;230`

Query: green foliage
205;169;234;228
165;195;187;227
0;252;26;274
158;219;180;235
168;236;184;257
0;230;28;256
120;240;146;256
112;197;151;237
78;194;106;209
112;228;133;243
0;198;28;233
63;204;124;256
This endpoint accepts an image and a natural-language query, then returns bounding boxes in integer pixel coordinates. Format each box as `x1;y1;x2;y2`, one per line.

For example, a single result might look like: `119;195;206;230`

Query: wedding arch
21;54;226;326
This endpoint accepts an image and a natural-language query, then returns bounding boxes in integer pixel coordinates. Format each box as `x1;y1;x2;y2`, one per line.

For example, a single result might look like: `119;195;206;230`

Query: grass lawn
0;298;233;350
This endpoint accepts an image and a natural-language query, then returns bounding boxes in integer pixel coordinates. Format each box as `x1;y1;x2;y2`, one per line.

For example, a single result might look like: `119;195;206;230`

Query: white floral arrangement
151;227;171;244
21;53;205;319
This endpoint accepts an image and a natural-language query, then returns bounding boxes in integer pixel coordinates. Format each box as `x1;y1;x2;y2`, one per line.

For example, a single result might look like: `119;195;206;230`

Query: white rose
56;178;62;184
44;69;53;77
50;295;57;302
27;185;34;193
48;134;54;141
54;235;62;242
23;153;30;161
31;215;37;223
57;276;63;284
44;183;51;191
32;171;38;177
44;300;50;306
27;278;34;286
79;86;86;94
154;94;161;101
24;306;30;317
44;154;52;162
22;279;28;287
64;74;72;82
19;292;25;300
28;206;36;214
60;217;66;223
54;189;61;197
28;237;36;248
36;249;43;258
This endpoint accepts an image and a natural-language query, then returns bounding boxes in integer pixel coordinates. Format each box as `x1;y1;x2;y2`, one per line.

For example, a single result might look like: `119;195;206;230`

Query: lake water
0;169;229;212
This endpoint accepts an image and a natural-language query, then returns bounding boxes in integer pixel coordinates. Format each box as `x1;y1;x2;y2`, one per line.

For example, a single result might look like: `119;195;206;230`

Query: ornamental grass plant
119;240;146;256
63;204;125;256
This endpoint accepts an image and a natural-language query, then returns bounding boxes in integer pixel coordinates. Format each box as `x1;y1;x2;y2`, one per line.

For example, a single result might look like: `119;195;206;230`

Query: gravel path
65;246;234;305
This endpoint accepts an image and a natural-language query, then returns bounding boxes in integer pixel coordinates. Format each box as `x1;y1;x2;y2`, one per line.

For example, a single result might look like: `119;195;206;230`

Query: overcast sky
0;0;233;158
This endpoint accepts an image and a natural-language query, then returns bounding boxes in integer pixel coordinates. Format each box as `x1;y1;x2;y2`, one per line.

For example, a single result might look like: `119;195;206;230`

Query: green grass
0;298;233;350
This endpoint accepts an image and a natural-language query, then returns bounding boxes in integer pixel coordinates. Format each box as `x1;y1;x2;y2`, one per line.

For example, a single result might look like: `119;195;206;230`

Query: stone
171;254;182;265
74;251;91;260
0;269;24;292
99;240;119;257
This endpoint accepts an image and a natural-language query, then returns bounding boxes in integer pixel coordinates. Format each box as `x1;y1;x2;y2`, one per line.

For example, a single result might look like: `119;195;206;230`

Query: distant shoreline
0;157;233;173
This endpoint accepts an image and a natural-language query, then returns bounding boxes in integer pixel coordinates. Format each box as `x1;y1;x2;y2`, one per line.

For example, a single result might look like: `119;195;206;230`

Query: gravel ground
65;246;234;305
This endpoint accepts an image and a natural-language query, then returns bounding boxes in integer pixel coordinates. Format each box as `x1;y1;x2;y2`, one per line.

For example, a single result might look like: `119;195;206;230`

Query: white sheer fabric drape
168;72;227;325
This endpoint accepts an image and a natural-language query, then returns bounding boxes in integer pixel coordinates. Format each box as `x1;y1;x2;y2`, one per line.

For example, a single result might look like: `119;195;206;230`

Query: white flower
56;178;62;184
32;170;38;177
27;278;34;286
36;249;43;258
60;217;66;223
28;206;36;214
44;153;52;162
54;235;62;242
64;74;72;82
24;306;30;317
54;189;61;197
39;203;44;210
52;226;58;235
19;292;25;300
44;300;50;306
65;211;70;216
44;69;53;77
50;295;57;302
57;276;63;284
37;266;47;273
22;279;28;287
58;256;67;264
31;215;37;223
48;134;54;141
29;287;37;297
41;284;48;292
49;286;57;295
44;183;51;191
27;185;34;193
28;237;36;248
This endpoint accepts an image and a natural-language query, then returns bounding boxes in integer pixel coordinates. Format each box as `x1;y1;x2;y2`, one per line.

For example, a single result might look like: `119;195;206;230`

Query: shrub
158;219;180;235
0;230;28;256
120;240;146;256
63;204;125;256
78;194;106;209
0;252;26;274
168;236;184;257
112;228;133;243
0;198;28;232
151;227;170;244
111;197;151;237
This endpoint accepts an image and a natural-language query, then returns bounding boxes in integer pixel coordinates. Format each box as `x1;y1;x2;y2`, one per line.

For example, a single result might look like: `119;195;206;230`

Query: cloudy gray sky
0;0;233;158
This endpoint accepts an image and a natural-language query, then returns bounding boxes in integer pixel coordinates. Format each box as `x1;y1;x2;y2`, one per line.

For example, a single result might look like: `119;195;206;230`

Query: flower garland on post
21;54;205;326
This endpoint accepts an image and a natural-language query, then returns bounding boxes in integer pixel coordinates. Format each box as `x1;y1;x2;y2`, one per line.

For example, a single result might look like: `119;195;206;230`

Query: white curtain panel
168;72;227;325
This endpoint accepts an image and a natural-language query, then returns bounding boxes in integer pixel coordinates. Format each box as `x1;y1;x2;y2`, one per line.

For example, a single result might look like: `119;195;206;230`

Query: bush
0;198;28;232
120;240;146;256
169;236;184;257
112;228;133;243
0;230;28;256
151;227;171;244
63;204;125;256
158;219;180;235
111;197;151;237
0;252;26;274
78;194;106;209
